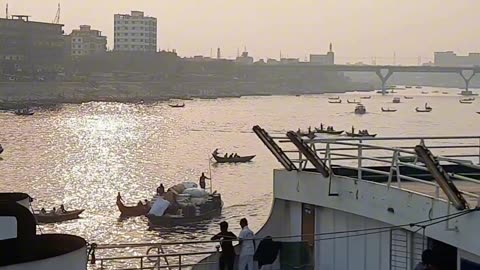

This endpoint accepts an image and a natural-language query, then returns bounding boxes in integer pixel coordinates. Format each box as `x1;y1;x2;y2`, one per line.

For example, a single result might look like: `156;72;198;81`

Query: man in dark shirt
211;221;237;270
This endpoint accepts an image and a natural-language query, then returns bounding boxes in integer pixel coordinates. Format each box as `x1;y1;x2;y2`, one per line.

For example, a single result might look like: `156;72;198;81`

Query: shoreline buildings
114;11;157;52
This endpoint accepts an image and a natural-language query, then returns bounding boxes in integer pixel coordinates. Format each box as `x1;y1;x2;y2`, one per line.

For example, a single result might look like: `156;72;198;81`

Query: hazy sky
3;0;480;64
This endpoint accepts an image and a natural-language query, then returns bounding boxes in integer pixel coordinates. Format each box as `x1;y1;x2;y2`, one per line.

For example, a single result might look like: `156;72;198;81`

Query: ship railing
276;135;480;203
89;240;220;270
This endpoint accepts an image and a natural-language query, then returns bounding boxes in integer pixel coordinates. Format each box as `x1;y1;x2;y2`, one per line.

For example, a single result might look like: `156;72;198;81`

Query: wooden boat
212;154;255;163
415;107;432;112
14;108;34;116
459;100;473;104
168;103;185;108
421;91;428;94
477;112;480;114
0;145;3;155
34;209;84;224
381;107;397;112
147;194;223;227
328;96;340;100
347;99;360;104
442;91;449;94
117;199;150;217
432;90;439;93
404;96;414;99
360;96;371;99
405;86;413;89
345;131;377;138
392;97;401;103
354;104;366;114
315;128;344;135
328;100;342;104
415;86;423;89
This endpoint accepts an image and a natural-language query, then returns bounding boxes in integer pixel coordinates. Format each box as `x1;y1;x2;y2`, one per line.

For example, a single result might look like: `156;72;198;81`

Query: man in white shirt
238;218;256;270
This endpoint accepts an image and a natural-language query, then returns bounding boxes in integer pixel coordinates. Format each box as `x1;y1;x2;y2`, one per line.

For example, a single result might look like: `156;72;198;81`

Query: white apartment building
69;25;107;57
114;11;157;52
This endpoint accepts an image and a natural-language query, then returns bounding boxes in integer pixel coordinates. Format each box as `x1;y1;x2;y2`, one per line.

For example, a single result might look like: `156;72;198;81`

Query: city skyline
2;0;480;64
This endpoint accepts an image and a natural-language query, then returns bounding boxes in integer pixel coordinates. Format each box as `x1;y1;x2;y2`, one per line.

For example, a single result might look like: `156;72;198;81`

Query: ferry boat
354;104;366;114
71;126;480;270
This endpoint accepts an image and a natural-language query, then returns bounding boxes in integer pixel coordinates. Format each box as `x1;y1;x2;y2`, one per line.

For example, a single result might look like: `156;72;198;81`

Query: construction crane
53;3;60;24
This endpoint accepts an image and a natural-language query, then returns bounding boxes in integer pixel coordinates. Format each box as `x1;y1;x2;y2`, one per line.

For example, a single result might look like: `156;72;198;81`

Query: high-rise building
67;25;107;57
114;11;157;52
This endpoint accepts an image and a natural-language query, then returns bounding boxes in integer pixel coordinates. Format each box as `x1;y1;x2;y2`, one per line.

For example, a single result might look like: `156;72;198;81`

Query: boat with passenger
34;207;85;224
14;108;34;116
354;104;366;114
404;96;414;99
347;99;360;104
211;149;255;163
345;130;376;137
315;124;344;135
392;97;401;103
416;103;433;112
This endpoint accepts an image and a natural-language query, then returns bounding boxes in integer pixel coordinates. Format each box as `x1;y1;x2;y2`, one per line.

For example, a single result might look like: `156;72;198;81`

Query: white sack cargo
183;188;209;198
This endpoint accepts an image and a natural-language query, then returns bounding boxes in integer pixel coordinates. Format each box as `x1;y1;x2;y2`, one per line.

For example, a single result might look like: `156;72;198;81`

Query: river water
1;87;479;251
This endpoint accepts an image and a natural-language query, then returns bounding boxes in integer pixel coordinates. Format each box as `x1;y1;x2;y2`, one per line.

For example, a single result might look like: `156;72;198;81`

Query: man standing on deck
238;218;255;270
199;172;210;189
211;221;237;270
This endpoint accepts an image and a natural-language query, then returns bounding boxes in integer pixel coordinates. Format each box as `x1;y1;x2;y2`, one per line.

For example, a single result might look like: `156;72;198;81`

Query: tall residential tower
114;11;157;52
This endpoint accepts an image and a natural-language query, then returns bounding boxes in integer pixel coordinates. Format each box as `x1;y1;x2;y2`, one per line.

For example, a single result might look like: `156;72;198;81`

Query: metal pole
208;155;213;193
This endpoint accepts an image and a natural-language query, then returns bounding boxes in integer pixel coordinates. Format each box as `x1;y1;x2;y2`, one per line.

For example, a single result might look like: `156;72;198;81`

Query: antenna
53;3;60;24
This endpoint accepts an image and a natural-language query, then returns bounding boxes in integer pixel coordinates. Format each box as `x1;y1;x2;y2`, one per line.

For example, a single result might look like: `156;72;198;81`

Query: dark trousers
219;255;234;270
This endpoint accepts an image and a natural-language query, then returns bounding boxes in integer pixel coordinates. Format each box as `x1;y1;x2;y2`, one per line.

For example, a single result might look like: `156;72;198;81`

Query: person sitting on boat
51;207;57;215
60;204;66;213
144;199;150;207
213;148;219;156
137;201;143;207
234;153;239;158
40;208;47;214
224;153;228;158
308;126;312;133
157;184;165;195
297;128;301;134
199;172;210;189
229;153;234;158
352;126;355;134
320;123;324;130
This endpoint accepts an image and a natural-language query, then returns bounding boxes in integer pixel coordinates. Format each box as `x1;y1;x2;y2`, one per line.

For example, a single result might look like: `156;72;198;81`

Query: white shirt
239;226;255;256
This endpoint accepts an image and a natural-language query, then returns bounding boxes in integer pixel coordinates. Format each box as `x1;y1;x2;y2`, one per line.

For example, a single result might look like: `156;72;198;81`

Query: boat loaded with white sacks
86;126;480;270
0;192;88;270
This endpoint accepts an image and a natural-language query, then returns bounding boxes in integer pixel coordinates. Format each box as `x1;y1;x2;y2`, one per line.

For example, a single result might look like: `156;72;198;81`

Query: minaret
329;42;333;52
217;48;221;59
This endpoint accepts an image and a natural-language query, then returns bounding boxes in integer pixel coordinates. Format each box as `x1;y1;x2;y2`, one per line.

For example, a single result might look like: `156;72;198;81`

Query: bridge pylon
375;68;394;95
459;69;476;94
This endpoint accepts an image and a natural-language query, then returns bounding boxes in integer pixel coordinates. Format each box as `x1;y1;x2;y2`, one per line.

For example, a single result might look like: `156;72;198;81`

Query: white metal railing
89;241;220;270
277;135;480;203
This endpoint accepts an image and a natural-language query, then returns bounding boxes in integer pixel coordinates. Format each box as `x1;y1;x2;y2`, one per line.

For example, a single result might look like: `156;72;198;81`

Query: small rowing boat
345;131;377;138
212;154;255;163
328;100;342;104
315;127;344;135
381;107;397;112
34;209;84;224
117;198;150;217
347;99;360;104
169;103;185;108
459;100;473;104
404;96;414;99
360;96;371;99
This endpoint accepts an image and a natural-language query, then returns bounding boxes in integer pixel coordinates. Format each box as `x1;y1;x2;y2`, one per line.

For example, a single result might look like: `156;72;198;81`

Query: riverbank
0;81;374;109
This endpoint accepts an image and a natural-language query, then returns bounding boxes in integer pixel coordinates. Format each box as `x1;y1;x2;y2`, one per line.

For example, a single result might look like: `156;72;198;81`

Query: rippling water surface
1;87;480;251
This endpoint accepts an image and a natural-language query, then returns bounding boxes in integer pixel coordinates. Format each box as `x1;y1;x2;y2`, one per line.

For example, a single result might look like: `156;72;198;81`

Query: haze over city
3;0;480;63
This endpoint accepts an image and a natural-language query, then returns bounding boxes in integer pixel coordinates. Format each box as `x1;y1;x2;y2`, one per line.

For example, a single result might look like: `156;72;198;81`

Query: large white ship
2;126;480;270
